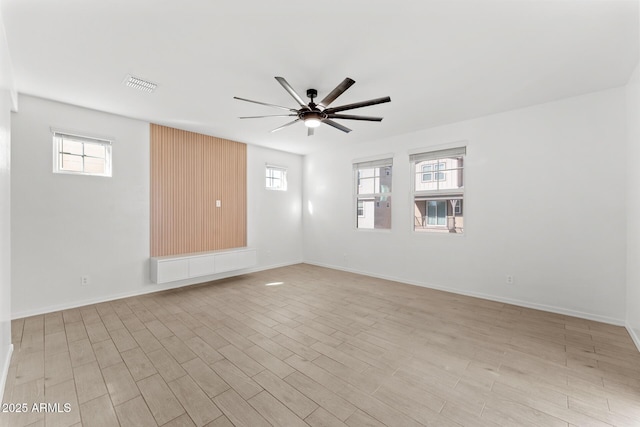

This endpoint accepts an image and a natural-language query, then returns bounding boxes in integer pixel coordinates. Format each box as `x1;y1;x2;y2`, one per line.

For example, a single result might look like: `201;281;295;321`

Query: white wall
0;5;16;403
304;88;628;324
0;91;12;404
11;95;303;318
247;145;304;269
626;62;640;348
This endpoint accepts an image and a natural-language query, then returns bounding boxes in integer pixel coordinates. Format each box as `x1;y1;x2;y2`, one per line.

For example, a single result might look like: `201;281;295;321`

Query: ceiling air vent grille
123;75;157;93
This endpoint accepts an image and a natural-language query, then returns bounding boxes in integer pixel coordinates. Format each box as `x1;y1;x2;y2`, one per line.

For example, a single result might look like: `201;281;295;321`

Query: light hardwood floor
1;264;640;426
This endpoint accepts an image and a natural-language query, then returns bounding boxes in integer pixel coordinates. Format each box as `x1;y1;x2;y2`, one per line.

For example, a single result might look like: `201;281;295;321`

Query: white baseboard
626;322;640;352
304;261;626;326
11;260;303;320
0;344;14;404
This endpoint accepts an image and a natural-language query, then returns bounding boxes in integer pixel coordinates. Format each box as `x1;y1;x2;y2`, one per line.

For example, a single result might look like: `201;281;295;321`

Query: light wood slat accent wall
150;124;247;257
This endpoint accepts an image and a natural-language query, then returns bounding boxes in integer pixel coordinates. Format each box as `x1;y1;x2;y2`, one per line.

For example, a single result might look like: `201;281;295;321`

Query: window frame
411;146;466;234
353;157;393;231
52;130;113;177
265;164;288;191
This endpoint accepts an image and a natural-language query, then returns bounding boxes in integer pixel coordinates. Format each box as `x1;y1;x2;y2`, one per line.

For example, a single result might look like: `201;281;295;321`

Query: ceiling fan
234;77;391;136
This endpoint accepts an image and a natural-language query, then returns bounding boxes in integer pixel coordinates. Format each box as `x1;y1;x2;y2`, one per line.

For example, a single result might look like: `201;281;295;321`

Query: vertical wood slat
150;124;247;257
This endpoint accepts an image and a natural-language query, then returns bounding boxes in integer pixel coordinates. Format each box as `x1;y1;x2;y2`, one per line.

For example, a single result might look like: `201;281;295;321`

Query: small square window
53;131;112;177
266;165;287;191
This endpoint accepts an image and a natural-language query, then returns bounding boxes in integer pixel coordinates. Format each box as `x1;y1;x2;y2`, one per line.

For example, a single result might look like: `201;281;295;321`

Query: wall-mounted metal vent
123;75;157;93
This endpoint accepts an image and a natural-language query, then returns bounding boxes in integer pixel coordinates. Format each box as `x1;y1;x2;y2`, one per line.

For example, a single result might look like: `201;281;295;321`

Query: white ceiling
1;0;638;154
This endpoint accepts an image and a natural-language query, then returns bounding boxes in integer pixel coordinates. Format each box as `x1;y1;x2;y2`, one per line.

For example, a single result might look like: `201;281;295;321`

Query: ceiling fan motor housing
306;88;318;100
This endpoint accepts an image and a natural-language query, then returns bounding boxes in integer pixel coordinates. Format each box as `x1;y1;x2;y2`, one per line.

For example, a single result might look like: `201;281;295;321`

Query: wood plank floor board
182;357;230;399
79;394;119;427
137;373;185;425
312;355;386;395
210;359;262;400
44;351;74;388
64;321;88;343
84;322;111;344
284;371;357;421
44;378;80;427
252;369;318;419
246;332;294;360
212;389;271;427
344;409;386;427
131;328;164;354
68;339;96;368
305;407;349;427
101;362;140;406
167;375;222;426
108;328;138;353
72;360;108;404
92;339;123;369
247;390;309;427
120;347;157;381
147;348;188;382
113;395;157;427
163;413;197;427
217;344;264;377
244;344;295;379
2;264;639;427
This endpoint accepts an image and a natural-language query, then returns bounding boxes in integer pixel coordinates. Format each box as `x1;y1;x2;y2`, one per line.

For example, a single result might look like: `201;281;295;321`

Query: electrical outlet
506;275;514;285
81;276;89;286
216;200;221;208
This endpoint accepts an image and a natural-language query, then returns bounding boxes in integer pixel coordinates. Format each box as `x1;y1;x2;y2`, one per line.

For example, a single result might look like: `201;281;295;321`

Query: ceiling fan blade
322;119;352;133
326;114;383;122
324;96;391;114
275;77;307;107
318;78;355;109
233;96;298;112
308;127;314;137
239;114;297;119
270;119;300;133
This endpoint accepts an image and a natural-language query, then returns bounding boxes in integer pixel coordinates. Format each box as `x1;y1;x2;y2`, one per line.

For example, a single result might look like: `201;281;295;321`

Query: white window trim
265;164;287;191
52;129;113;177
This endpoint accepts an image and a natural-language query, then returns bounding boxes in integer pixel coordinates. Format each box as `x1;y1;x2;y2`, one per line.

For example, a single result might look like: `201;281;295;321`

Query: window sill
354;228;392;233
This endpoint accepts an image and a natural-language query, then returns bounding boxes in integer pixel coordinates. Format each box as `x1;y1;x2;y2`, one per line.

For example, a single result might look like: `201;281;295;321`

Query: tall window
53;131;112;177
354;158;392;229
265;165;287;191
411;146;465;233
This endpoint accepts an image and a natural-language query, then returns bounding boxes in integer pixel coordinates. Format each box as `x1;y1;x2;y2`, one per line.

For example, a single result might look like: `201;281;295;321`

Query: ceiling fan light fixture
303;110;324;128
304;118;322;128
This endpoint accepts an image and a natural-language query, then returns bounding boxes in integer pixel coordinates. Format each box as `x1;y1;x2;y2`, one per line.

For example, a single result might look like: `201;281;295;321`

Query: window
421;162;446;182
53;131;112;176
354;158;392;229
411;146;465;233
266;165;287;191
